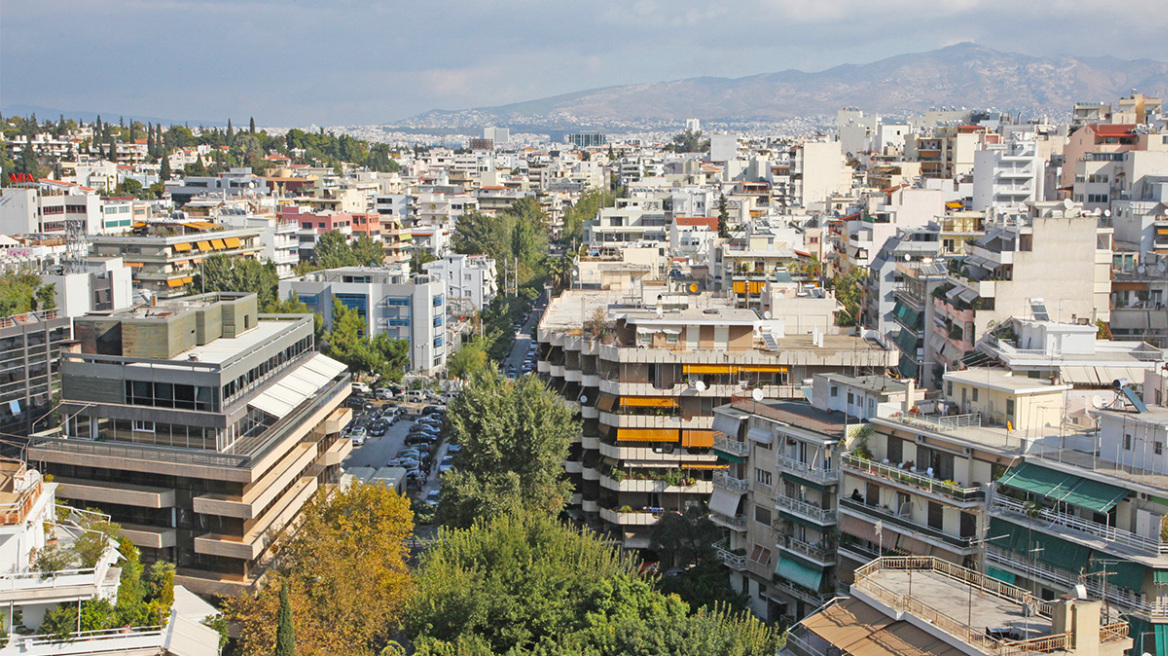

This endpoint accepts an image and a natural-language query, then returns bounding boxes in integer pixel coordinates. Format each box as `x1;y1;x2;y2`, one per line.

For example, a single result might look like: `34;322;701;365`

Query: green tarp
1057;478;1130;514
892;302;922;330
1126;616;1152;656
713;450;745;464
986;566;1016;585
989;517;1091;572
775;554;824;592
997;463;1076;498
1157;623;1168;656
1154;570;1168;585
1088;557;1147;591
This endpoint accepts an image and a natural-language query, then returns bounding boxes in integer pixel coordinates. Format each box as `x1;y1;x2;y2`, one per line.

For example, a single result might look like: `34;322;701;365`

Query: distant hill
0;104;225;127
401;43;1168;130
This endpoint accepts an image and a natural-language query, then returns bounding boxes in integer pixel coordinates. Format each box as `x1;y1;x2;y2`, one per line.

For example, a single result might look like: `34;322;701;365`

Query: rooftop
943;368;1072;395
731;397;847;439
818;373;911;395
178;320;288;364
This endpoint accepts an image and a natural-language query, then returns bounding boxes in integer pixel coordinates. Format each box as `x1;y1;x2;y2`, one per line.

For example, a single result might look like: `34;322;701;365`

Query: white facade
217;210;301;278
423;253;498;314
972;140;1044;211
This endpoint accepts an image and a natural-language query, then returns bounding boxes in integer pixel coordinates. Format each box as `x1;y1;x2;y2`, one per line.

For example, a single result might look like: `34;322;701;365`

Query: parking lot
341;399;451;503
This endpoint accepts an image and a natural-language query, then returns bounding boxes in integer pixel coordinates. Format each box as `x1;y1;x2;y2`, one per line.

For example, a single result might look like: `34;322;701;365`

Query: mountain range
401;43;1168;131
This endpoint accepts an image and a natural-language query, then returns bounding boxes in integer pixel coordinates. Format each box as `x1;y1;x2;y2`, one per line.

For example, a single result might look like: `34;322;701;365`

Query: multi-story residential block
88;222;264;299
0;309;72;438
280;267;447;374
972;138;1045;210
906;124;984;179
883;259;949;386
423;253;497;314
165;168;271;207
862;226;942;337
216;209;301;278
283;206;354;263
43;256;135;318
0;181;124;236
29;293;353;595
790;142;850;209
537;290;896;551
583;204;668;248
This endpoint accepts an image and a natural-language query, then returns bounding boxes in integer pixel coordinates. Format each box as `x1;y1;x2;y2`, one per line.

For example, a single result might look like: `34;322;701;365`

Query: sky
4;0;1167;127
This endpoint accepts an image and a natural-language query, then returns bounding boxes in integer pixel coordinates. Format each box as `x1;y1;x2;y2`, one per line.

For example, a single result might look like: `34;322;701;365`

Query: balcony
598;441;719;464
713;436;750;458
775;495;836;524
770;577;833;608
714;539;747;571
777;455;838;483
839;497;975;552
599;474;712;494
991;495;1168;555
776;533;835;565
841;453;985;505
710;511;748;531
713;471;749;493
599;411;714;430
599;507;662;526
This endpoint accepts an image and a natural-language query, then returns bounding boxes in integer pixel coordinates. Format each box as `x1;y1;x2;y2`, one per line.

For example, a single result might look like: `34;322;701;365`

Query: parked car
349;427;367;445
375;388;395;400
405;433;437;445
425;489;442;506
396;448;422;460
346;397;372;411
400;390;428;403
369;421;388;437
352;382;372;396
387;457;420;469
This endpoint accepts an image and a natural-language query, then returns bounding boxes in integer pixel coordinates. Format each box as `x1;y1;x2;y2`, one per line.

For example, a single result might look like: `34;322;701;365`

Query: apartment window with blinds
754;506;771;526
755;468;772;487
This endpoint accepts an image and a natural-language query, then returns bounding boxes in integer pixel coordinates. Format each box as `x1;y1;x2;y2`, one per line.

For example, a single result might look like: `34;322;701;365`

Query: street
499;301;544;376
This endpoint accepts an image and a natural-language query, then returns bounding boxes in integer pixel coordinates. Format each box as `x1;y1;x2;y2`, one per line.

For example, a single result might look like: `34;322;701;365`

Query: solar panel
1029;298;1050;321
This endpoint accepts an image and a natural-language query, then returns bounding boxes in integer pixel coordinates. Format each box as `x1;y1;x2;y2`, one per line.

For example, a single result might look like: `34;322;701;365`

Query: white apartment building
280;267;448;373
972;139;1045;211
217;208;301;278
0;182;135;236
423;253;498;315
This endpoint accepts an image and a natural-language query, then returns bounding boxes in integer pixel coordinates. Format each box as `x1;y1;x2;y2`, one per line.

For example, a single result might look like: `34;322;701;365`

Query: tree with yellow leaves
226;483;414;656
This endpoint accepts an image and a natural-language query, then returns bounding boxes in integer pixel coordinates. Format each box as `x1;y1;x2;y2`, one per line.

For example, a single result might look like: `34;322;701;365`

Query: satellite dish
751;388;764;402
579;395;588;405
904;254;912;261
1139;265;1147;274
1064;198;1074;209
1104;209;1112;217
1091;395;1107;409
764;311;772;319
694;380;707;392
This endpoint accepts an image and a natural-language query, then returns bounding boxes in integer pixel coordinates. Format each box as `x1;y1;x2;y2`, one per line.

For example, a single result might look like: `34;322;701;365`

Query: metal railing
713;539;746;570
778;534;835;562
777;455;837;482
713;436;749;457
992;495;1168;554
839;497;974;550
713;471;749;493
841;453;984;502
775;495;836;523
710;511;747;529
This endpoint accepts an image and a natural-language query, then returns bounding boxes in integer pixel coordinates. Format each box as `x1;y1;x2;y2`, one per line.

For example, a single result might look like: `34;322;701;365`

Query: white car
349;427;367;445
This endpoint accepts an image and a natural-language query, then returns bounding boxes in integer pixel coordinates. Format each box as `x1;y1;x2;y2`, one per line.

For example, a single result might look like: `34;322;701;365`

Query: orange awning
172;242;192;252
181;276;194;284
616;428;678;443
224;237;242;248
621;397;678;408
1158;228;1168;236
172;260;189;267
946;201;964;209
196;241;212;252
210;239;227;249
166;278;185;288
733;281;747;294
748;281;765;294
738;365;788;373
682;463;729;470
126;261;144;268
681;430;716;448
683;364;736;375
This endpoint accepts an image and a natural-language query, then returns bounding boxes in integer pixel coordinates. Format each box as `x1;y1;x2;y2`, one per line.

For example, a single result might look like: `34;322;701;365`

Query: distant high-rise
685;118;701;133
567;133;606;148
483;127;510;143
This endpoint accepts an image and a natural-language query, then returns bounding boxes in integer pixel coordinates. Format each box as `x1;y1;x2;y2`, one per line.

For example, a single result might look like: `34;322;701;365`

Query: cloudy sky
3;0;1166;126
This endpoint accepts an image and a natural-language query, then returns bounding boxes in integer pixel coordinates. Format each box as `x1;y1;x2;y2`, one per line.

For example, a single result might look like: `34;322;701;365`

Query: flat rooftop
733;398;847;438
179;320;293;364
943;368;1071;395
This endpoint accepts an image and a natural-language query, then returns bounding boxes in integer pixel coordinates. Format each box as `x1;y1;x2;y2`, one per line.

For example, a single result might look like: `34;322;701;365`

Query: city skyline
4;0;1168;126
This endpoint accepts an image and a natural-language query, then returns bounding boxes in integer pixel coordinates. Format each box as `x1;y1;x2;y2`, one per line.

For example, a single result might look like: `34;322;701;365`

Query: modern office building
28;292;353;595
280;267;447;374
0;309;73;438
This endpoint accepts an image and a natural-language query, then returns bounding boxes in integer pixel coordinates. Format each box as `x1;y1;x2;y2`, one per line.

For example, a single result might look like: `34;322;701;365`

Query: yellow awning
224;237;242;248
166;278;185;288
733;281;747;294
749;281;765;294
683;364;736;375
172;242;192;252
616;428;678;443
946;201;963;209
1157;228;1168;236
172;260;189;267
181;276;194;285
681;430;716;448
621;397;678;408
738;365;788;373
196;241;212;252
210;239;227;250
683;463;730;470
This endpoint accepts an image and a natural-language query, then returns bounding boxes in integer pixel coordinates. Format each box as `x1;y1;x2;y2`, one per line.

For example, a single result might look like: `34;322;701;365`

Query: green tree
32;284;56;311
560;189;614;250
410;248;438;275
717;193;730;238
314;230;358;268
446;339;490;380
351;234;386;267
437;370;578;527
194;254;279;307
670;128;709;153
830;266;866;326
159;155;171;181
275;582;296;656
249;116;256;134
649;506;720;569
370;331;410;382
324;299;374;374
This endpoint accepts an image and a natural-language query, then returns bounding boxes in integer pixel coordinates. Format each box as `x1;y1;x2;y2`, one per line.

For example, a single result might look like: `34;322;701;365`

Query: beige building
29;293;352;595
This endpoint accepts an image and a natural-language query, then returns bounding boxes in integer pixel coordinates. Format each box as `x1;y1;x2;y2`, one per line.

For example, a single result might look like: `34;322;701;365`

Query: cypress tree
274;582;295;656
107;140;116;163
249;116;256;134
160;154;171;181
226;119;234;146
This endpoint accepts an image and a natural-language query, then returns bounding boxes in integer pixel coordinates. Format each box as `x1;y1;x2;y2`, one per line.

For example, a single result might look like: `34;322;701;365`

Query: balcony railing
841;453;984;503
713;436;750;457
777;455;837;483
713;539;746;570
839;497;975;551
991;495;1168;555
710;511;747;530
713;471;749;493
775;495;836;523
777;534;835;563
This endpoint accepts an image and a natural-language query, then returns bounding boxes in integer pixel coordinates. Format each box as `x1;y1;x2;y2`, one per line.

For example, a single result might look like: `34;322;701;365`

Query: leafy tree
226;483;414;656
649;506;720;569
315;230;359;268
656;559;749;614
0;271;45;317
669;128;708;153
351;234;386;267
830;266;866;326
453;198;550;286
369;331;410;382
437;370;578;527
410;248;438;275
193;254;279;307
446;338;490;380
32;284;56;311
267;292;311;315
717;193;730;238
275;583;296;656
560;189;614;250
324;299;374;374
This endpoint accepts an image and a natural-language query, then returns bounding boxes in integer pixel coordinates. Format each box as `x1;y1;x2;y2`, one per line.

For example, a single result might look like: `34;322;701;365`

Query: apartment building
29;293;353;595
423;253;498;314
583;205;669;247
972;138;1045;210
0;181;131;236
884;259;949;386
0;309;73;439
282;206;354;263
88;222;264;299
165;168;271;207
783;557;1131;656
711;396;848;623
216;209;301;278
536;289;896;551
280;267;447;374
933;200;1112;370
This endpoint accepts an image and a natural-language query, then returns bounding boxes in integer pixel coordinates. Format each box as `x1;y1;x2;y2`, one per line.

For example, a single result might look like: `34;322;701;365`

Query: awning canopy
616;428;678;442
1154;570;1168;585
249;353;347;419
747;427;773;445
986;566;1016;585
1089;556;1147;591
196;241;212;252
839;514;878;544
172;242;192;252
1059;478;1130;514
210;239;227;249
709;489;743;517
999;462;1130;513
621;397;678;408
739;365;788;373
597;394;617;412
683;364;736;375
681;430;715;448
990;517;1091;572
997;462;1077;498
774;554;824;592
712;413;743;437
224;236;242;248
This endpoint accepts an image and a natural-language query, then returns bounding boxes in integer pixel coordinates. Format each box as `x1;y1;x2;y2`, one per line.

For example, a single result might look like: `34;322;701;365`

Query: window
1125;434;1133;450
946;381;953;397
132;420;155;433
847;392;854;405
927;501;943;531
1087;194;1109;204
830;386;838;397
754;506;771;526
972;388;979;402
1156;442;1163;456
755;468;772;487
749;544;771;566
